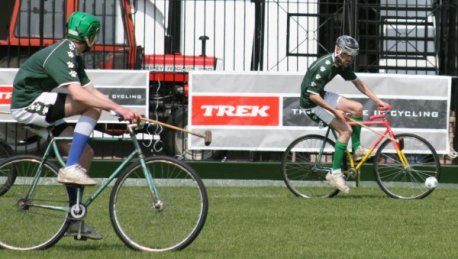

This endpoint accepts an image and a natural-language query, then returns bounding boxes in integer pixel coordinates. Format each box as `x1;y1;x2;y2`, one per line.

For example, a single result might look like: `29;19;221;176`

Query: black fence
0;0;457;161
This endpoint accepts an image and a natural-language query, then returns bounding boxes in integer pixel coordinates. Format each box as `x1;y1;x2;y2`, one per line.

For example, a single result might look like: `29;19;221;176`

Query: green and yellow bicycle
282;107;441;199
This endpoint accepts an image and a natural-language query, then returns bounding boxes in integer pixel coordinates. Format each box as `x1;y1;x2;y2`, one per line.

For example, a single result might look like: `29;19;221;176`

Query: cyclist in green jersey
11;11;141;240
299;35;390;193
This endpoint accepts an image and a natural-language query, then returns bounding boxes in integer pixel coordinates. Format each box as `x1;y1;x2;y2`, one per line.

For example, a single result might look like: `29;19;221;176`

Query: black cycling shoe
65;220;103;241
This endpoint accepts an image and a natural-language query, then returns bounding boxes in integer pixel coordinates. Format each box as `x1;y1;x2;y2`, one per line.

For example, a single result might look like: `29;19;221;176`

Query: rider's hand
334;110;347;122
116;107;141;123
377;101;391;110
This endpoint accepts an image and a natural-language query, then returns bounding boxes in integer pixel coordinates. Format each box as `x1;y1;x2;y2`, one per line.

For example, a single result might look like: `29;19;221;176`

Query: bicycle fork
393;138;410;168
139;159;164;211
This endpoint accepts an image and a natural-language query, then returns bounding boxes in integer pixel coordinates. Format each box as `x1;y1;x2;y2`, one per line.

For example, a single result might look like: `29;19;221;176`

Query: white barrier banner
0;68;149;123
188;71;452;154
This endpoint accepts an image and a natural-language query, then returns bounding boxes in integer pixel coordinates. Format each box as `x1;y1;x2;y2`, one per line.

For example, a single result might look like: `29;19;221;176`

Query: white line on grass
2;177;458;189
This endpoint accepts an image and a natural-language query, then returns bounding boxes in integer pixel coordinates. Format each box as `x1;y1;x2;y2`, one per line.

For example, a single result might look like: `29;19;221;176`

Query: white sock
331;169;342;176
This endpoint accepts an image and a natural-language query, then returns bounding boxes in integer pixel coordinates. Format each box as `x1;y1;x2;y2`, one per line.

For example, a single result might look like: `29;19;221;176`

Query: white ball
425;177;438;189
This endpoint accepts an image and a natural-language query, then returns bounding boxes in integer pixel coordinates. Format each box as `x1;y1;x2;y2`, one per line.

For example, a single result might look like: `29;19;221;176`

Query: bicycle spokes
0;156;69;250
374;134;440;199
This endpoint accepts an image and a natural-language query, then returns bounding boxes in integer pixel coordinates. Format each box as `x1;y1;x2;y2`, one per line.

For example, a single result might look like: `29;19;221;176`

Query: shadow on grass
285;191;388;200
336;194;390;199
56;243;126;251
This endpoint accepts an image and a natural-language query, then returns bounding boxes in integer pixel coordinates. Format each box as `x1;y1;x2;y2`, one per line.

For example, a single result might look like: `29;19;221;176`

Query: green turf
1;185;458;258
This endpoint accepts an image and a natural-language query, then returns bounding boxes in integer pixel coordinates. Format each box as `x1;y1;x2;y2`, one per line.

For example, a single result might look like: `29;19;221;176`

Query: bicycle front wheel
282;135;340;198
0;155;69;250
109;156;208;252
374;133;441;199
0;140;15;196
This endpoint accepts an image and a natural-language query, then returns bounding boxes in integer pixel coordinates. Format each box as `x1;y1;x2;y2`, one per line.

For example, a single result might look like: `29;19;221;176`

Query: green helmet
67;11;101;47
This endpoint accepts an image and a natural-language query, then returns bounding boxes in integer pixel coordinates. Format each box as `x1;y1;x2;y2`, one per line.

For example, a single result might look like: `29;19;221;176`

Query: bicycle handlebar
377;104;392;111
109;111;146;133
110;111;212;146
367;104;392;120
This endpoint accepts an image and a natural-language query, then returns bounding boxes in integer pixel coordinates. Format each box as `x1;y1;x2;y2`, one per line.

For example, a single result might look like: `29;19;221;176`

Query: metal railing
0;0;457;163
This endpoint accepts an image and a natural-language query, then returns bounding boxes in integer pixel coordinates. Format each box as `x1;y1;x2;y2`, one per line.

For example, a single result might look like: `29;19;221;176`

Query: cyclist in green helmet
66;11;101;50
11;11;141;240
300;35;390;193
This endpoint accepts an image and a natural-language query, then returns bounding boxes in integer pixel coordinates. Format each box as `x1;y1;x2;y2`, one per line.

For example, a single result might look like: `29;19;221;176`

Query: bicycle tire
0;155;69;250
374;133;441;199
282;135;340;198
109;156;208;252
0;140;15;196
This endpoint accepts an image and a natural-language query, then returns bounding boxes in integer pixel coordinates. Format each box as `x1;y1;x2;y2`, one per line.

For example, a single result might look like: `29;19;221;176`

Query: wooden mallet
140;117;212;146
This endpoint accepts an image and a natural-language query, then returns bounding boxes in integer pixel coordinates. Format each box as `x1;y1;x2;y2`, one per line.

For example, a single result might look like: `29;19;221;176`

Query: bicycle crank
345;168;358;180
70;204;87;219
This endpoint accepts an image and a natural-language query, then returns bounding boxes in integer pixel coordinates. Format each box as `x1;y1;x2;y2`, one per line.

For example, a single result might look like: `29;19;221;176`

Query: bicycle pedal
74;236;88;241
76;224;86;241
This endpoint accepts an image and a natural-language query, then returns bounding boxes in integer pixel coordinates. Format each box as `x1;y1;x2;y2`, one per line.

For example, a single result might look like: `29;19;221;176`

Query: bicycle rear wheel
109;156;208;252
0;155;69;250
282;135;340;198
374;133;441;199
0;140;15;196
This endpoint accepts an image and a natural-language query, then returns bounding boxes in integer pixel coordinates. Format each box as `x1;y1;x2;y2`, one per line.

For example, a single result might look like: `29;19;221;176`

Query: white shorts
11;92;65;128
310;91;341;125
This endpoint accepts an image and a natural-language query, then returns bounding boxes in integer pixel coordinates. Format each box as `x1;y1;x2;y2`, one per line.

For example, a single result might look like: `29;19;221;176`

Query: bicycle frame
323;114;409;173
27;122;160;212
282;109;441;200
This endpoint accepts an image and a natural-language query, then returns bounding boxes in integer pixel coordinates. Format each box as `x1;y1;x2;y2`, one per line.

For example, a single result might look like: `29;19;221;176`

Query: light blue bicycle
0;119;208;251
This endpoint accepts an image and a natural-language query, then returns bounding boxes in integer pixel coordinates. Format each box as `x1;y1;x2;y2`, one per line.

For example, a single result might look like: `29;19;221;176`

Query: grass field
2;183;458;258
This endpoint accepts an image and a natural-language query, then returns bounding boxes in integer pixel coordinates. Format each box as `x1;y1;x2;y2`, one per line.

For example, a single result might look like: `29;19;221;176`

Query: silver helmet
335;35;359;56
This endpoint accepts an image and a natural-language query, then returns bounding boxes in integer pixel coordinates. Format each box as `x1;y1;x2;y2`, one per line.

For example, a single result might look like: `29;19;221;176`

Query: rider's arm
352;79;389;108
82;83;115;104
66;83;117;110
66;83;140;121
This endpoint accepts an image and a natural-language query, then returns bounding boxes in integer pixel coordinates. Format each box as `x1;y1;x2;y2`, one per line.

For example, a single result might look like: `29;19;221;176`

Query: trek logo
192;96;279;126
201;105;270;117
0;86;13;105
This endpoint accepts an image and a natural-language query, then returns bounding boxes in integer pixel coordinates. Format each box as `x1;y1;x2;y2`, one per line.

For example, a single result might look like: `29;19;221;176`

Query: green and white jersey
12;39;90;109
299;53;357;108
